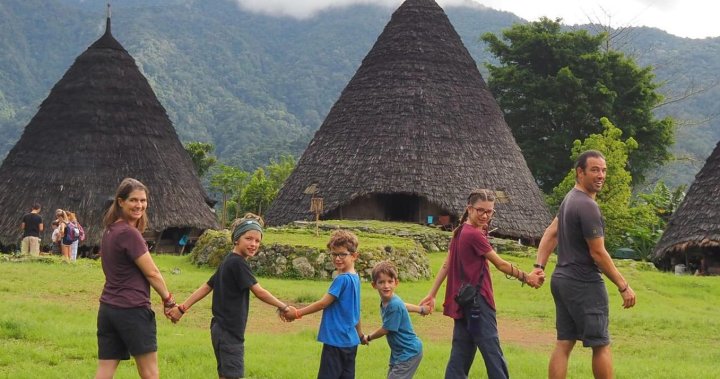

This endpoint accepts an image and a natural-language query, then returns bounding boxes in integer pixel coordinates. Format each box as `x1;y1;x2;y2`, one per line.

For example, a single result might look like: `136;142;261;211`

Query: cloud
234;0;485;19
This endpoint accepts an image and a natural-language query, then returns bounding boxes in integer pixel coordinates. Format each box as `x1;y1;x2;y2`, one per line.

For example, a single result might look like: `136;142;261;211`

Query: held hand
620;285;636;309
165;305;183;323
526;270;545;289
281;305;297;322
360;334;369;345
419;295;435;313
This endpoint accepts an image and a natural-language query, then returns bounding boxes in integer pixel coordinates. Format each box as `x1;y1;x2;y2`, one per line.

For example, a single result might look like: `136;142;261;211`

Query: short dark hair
575;150;605;180
32;203;41;210
371;261;398;283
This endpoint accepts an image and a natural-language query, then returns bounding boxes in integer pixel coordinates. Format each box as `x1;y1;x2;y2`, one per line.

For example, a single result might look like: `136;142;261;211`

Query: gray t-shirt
553;188;604;282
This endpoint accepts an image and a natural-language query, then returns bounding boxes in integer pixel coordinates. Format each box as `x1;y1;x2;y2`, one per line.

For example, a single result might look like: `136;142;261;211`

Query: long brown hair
102;178;149;232
452;188;496;238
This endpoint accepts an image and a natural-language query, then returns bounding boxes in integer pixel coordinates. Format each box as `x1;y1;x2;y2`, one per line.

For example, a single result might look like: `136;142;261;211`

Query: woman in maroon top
95;178;175;379
421;189;544;379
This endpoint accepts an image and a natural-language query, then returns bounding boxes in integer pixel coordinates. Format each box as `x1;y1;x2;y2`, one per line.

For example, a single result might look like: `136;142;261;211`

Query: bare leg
549;340;576;379
591;345;613;379
134;351;159;379
95;359;120;379
61;244;70;260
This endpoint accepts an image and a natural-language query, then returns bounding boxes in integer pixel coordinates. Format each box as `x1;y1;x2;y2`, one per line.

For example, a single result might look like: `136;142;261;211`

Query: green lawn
1;252;718;378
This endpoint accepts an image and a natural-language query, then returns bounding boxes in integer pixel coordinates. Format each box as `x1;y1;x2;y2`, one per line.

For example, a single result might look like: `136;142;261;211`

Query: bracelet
163;293;176;308
618;283;629;293
533;263;545;270
366;334;371;342
279;305;289;313
178;304;187;314
295;308;302;320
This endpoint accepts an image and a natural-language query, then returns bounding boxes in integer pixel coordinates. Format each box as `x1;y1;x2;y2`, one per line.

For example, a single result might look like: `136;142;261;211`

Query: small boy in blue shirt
290;230;363;379
363;261;425;379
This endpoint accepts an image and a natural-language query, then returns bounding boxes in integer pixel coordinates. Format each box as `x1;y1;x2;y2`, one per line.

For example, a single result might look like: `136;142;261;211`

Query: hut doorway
326;193;449;224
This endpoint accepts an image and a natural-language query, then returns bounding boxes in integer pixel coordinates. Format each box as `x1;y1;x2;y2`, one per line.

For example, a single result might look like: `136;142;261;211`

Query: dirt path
245;302;556;350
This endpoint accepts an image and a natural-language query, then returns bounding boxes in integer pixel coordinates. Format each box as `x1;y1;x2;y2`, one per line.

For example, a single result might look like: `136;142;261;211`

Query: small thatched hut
265;0;551;241
0;14;217;251
653;140;720;274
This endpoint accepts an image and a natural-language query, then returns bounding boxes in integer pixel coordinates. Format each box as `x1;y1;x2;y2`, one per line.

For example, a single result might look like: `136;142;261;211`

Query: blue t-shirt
318;272;361;348
382;295;422;364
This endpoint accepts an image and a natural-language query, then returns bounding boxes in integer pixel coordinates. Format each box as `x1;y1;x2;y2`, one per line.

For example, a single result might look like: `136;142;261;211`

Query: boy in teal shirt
289;230;362;378
363;261;426;379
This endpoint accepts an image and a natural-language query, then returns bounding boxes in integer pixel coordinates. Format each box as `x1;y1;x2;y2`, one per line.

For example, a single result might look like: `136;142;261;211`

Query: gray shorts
551;276;610;347
211;321;245;378
388;352;422;379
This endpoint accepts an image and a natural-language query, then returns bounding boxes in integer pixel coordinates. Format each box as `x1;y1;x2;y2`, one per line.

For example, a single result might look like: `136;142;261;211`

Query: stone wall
189;228;431;281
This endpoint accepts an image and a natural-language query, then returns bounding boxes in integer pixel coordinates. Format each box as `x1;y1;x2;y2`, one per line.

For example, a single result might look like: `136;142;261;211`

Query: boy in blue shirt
290;230;363;379
363;261;425;379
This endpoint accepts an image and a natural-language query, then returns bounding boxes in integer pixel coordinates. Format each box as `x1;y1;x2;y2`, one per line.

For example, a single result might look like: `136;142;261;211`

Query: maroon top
443;224;495;318
99;221;151;308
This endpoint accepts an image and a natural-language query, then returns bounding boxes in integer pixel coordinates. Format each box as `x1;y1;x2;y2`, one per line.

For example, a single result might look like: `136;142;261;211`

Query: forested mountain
1;0;718;187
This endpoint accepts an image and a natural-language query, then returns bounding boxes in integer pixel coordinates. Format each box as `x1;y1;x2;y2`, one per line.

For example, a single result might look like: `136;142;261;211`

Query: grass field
1;252;719;378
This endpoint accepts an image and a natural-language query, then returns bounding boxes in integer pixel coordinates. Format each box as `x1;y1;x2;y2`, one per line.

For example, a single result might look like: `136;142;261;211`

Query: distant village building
0;12;217;251
653;139;720;275
265;0;551;241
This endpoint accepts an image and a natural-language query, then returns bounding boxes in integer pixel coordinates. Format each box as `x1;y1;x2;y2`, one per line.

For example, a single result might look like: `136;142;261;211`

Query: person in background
50;220;61;255
20;203;44;256
67;211;84;261
95;178;175;379
533;150;636;379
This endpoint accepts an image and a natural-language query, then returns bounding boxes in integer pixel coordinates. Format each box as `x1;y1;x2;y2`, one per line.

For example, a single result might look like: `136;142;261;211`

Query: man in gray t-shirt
533;150;637;379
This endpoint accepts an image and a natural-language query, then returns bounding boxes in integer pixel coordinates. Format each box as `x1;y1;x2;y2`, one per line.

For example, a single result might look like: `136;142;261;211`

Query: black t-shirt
208;252;257;341
553;188;605;283
22;213;43;238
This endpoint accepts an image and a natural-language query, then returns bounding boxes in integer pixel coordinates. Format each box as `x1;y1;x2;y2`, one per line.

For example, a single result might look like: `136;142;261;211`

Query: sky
235;0;719;39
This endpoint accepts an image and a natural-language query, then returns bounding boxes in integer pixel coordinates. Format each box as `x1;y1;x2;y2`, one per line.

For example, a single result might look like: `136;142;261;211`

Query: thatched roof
265;0;551;239
0;17;218;246
653;139;720;260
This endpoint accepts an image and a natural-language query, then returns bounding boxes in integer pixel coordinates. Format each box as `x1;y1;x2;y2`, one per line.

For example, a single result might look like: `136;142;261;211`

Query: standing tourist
20;203;43;256
420;189;543;379
95;178;175;379
533;150;636;379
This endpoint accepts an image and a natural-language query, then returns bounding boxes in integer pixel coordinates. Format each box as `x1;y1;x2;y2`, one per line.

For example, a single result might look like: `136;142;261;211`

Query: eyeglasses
330;252;352;259
471;206;495;217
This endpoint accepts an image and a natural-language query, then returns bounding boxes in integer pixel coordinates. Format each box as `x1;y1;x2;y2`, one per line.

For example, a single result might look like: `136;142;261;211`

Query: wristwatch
533;263;545;270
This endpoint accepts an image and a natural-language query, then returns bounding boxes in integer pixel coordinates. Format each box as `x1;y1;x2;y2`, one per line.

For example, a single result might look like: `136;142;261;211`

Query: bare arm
587;237;636;308
536;217;558;269
420;253;450;310
364;327;390;344
405;303;429;315
181;283;213;310
485;250;544;288
39;223;44;232
297;293;336;318
134;252;171;301
250;283;288;309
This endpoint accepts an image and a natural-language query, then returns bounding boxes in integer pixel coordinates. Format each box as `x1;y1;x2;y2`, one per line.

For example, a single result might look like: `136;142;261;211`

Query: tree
548;117;638;250
240;168;274;216
482;18;674;192
184;142;217;178
209;164;249;227
266;155;296;194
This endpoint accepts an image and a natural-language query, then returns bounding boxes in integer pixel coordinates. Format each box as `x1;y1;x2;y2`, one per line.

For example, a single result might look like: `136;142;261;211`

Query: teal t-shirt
318;272;361;347
382;295;422;364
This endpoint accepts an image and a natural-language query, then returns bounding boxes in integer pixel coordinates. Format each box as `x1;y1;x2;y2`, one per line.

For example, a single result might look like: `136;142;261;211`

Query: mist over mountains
1;0;718;188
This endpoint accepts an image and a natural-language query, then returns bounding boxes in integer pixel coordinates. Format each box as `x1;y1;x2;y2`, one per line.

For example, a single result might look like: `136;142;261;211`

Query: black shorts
211;321;245;378
551;276;610;347
97;302;157;360
318;344;358;379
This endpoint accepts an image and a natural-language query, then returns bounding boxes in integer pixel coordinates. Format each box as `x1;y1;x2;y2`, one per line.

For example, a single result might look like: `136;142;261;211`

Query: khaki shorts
21;236;40;256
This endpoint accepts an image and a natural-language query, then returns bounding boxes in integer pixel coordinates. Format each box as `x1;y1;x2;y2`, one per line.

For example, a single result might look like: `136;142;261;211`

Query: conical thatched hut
0;15;217;251
653;140;720;274
266;0;551;240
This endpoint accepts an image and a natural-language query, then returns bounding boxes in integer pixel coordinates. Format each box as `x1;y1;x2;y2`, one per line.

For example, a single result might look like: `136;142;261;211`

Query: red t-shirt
443;224;495;318
99;221;151;308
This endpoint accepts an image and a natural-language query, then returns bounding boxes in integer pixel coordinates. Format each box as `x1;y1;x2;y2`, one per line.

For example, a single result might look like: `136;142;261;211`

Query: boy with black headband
168;213;295;378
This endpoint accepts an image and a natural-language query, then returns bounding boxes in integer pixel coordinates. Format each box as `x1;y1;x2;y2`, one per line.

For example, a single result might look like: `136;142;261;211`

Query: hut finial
106;3;112;34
